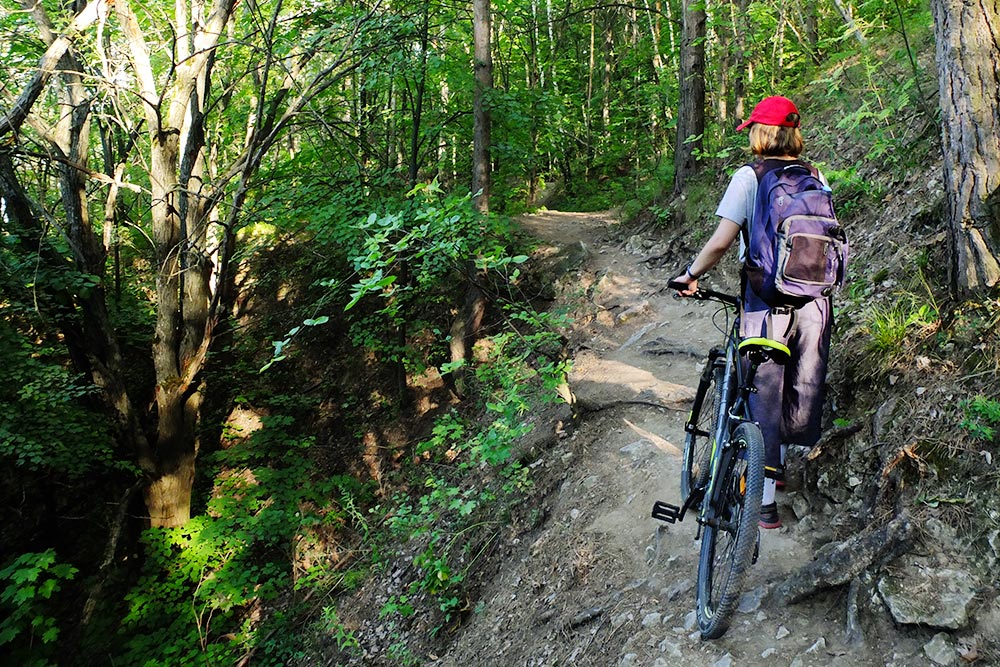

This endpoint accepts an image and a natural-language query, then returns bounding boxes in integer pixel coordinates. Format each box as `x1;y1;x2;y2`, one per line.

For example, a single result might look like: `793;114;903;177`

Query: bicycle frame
652;283;776;525
652;281;777;640
699;302;757;528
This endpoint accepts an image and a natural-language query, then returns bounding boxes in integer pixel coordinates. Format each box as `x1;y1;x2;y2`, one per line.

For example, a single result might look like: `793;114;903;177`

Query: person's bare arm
671;218;741;294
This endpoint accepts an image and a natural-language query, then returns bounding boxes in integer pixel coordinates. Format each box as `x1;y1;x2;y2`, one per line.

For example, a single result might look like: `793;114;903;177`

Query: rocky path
433;210;960;667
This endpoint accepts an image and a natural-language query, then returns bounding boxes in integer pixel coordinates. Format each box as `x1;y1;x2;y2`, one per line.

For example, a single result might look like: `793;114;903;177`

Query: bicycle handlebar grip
668;280;690;291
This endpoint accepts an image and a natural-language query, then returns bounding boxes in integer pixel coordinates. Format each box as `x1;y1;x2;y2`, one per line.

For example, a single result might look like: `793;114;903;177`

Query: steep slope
427;208;987;667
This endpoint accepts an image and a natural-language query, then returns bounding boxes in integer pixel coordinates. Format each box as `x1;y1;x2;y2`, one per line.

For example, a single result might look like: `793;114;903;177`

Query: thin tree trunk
451;0;492;395
731;0;749;124
602;10;613;132
802;1;819;61
546;0;559;94
585;13;596;180
715;3;730;124
664;0;678;70
832;0;867;46
932;0;1000;293
644;0;664;74
673;0;706;195
408;4;429;188
472;0;492;213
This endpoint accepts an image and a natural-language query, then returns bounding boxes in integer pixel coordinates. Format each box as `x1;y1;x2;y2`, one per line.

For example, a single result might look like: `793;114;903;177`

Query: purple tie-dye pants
740;287;832;471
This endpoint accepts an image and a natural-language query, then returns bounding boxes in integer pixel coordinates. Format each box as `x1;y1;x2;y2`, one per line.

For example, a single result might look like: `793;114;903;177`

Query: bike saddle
738;337;791;365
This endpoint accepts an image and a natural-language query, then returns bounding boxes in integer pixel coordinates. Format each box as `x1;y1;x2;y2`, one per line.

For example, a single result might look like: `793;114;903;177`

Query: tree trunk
472;0;492;213
585;13;596;180
673;0;706;195
144;389;199;526
451;0;492;393
119;0;236;527
832;0;867;46
731;0;749;122
408;4;430;189
802;2;819;59
602;10;613;132
932;0;1000;293
448;270;488;398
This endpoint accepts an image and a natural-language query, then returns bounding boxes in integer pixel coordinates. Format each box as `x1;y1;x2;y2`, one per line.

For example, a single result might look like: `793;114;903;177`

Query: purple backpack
744;160;848;306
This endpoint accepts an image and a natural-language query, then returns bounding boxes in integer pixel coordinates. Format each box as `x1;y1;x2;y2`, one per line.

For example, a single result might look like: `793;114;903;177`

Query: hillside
317;175;998;666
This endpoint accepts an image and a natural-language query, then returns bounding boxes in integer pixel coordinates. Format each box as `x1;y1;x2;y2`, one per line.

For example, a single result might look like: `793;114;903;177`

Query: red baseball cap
735;96;800;131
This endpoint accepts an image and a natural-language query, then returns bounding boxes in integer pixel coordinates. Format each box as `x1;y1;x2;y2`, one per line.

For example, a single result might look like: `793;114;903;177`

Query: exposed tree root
773;514;914;605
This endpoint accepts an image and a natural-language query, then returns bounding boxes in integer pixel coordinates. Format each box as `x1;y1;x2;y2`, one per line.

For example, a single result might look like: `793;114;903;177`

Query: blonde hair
748;122;804;157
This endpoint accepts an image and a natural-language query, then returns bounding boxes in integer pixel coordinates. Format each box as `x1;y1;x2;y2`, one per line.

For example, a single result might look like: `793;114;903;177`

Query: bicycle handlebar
667;280;740;307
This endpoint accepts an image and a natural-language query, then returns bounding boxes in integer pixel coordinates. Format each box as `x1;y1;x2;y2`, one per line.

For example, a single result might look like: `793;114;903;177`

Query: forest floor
430;209;934;667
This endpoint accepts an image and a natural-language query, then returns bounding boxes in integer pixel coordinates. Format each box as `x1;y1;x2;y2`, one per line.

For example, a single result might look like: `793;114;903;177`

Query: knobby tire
695;421;764;640
681;356;725;501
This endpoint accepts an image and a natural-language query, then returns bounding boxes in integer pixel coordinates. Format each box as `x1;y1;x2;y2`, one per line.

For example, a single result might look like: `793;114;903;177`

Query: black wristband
685;264;699;280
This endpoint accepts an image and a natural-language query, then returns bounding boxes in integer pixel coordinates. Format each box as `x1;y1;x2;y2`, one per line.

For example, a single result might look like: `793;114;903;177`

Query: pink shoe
759;502;782;529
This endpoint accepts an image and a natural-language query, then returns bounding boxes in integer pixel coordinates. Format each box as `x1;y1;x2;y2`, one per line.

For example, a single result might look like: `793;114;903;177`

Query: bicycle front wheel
695;421;764;640
681;355;725;501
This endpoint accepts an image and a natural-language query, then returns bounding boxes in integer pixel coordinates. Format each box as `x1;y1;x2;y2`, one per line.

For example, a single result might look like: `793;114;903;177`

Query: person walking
671;96;833;529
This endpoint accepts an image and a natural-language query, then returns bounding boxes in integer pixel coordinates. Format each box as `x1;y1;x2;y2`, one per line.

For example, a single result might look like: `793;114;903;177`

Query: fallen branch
773;514;914;605
565;606;604;629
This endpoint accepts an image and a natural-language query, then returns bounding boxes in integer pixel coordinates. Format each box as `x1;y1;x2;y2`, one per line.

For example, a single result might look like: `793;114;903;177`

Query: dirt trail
435;210;924;667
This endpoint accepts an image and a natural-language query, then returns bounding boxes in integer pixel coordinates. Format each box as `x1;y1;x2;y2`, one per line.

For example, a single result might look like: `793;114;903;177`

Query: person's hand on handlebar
671;265;699;296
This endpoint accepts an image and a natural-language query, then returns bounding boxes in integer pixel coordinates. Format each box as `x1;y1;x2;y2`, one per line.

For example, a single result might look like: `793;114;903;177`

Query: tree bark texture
116;0;237;527
832;0;868;45
673;0;705;195
473;0;492;214
774;515;914;605
932;0;1000;293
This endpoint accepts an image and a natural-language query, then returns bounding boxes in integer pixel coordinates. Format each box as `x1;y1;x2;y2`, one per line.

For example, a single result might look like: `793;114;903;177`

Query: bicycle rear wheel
681;355;725;501
695;421;764;639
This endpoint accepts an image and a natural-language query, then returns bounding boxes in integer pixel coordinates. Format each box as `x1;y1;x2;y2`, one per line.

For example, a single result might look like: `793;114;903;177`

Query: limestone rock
923;632;955;665
878;557;977;629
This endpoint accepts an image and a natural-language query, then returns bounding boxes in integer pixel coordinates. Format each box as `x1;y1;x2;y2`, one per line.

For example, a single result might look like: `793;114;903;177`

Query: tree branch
0;0;107;138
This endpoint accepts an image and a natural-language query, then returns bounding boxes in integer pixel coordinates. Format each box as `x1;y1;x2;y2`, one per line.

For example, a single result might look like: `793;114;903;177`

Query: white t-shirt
715;165;758;228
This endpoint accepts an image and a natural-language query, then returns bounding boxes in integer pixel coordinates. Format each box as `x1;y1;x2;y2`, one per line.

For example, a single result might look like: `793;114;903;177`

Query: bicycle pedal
651;500;682;524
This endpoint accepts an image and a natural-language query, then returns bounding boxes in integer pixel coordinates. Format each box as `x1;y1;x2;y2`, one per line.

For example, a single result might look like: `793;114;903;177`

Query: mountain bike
652;281;789;639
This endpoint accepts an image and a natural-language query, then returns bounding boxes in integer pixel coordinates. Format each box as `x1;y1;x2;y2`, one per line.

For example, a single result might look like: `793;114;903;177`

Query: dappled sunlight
623;417;681;456
221;405;267;447
569;352;695;411
517;209;621;244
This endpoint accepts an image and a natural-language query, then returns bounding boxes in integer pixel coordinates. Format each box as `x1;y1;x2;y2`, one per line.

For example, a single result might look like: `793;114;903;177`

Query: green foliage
0;324;118;476
113;417;375;667
264;180;525;376
0;0;961;662
865;300;937;355
0;550;78;667
317;607;360;652
357;302;568;642
851;252;943;373
260;316;331;373
960;396;1000;443
945;297;1000;373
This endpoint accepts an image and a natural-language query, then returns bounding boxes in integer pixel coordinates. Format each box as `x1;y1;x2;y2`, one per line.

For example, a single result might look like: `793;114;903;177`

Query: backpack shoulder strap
751;158;817;182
